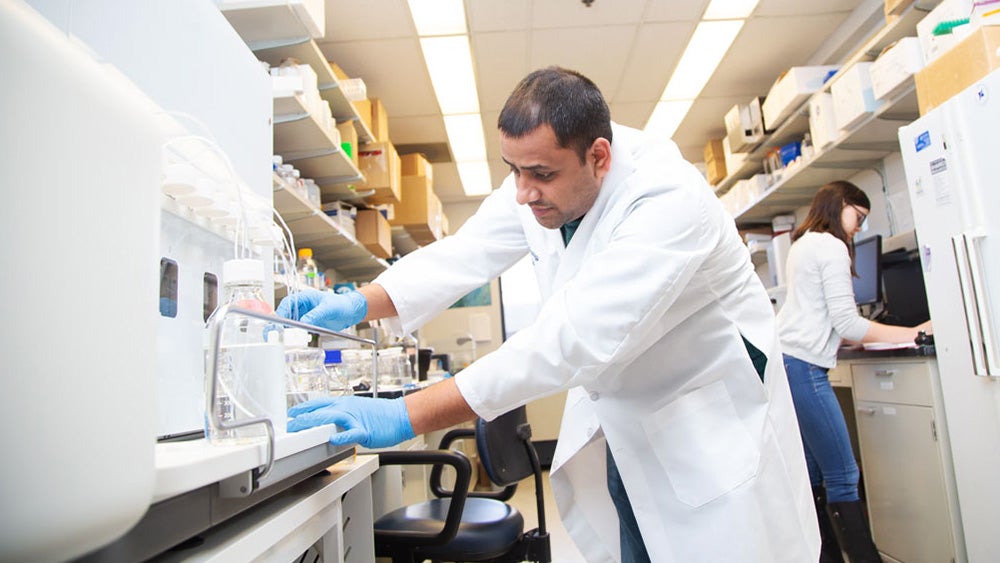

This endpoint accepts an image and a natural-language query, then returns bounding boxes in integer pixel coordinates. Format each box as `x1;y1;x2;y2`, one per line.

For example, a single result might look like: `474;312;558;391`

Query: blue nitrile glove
287;395;415;449
275;289;367;331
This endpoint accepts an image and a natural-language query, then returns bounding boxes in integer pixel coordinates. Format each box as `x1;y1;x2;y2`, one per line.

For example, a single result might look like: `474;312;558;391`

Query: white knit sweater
777;231;871;368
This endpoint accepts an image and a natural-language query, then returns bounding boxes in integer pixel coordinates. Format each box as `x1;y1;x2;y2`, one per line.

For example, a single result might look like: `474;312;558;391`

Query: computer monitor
881;248;931;326
852;234;882;306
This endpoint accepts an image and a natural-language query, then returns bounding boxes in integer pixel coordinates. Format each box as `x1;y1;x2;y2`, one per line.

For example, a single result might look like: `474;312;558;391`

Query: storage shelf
733;84;918;224
273;92;309;118
715;2;930;213
218;1;319;46
273;102;363;185
273;175;388;281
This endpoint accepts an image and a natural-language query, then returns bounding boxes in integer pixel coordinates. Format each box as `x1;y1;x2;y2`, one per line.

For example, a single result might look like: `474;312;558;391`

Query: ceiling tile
529;25;638;97
467;0;532;32
610;21;694;103
643;0;708;22
388;115;447;145
472;31;531;112
609;101;656;131
707;13;858;98
531;0;647;28
317;37;439;117
324;0;414;41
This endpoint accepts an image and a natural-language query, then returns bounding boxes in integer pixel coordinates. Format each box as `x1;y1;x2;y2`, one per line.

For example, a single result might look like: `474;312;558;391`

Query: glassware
205;259;285;444
283;328;329;408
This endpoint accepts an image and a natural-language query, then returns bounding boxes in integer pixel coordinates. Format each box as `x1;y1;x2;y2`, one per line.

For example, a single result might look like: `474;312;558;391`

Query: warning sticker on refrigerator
930;157;952;206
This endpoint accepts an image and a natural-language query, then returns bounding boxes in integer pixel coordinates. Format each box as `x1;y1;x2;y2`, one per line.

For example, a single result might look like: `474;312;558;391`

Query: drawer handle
342;515;351;532
857;407;878;416
874;369;896;377
343;545;352;560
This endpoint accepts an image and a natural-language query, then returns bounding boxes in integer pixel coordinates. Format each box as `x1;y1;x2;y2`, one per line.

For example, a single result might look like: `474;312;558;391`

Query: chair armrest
375;449;472;547
430;428;517;501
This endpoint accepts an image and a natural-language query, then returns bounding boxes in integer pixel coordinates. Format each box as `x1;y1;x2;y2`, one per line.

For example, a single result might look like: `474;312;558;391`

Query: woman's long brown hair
791;180;871;275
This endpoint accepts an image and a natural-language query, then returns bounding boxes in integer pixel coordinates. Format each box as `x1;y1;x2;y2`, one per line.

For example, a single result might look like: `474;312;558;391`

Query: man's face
500;124;611;229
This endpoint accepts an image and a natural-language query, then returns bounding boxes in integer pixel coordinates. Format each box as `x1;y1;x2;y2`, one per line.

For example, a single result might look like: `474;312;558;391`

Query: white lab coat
374;124;819;562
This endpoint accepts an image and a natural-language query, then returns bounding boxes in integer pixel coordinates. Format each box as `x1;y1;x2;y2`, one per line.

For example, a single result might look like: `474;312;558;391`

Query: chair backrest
476;406;535;487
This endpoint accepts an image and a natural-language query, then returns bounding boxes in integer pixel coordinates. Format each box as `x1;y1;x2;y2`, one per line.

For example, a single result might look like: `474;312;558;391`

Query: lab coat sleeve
820;238;871;342
372;178;529;335
456;168;725;420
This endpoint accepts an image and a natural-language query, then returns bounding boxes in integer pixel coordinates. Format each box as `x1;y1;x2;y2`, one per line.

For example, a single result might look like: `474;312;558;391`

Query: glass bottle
283;328;329;409
324;349;352;397
205;259;285;444
297;247;319;290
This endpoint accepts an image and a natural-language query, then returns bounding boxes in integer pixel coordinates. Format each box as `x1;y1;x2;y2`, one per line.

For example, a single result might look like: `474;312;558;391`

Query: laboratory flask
297;248;320;290
283;327;329;408
205;258;285;444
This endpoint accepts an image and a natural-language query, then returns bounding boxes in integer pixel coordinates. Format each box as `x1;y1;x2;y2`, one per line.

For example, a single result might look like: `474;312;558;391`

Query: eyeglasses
849;204;868;227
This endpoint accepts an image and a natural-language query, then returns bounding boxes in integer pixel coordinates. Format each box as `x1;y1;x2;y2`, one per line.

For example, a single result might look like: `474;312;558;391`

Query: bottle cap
284;328;311;348
223;259;265;284
325;349;342;364
298;248;313;259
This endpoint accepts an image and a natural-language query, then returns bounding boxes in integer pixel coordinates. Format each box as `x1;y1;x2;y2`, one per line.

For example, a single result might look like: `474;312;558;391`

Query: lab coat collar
550;122;638;289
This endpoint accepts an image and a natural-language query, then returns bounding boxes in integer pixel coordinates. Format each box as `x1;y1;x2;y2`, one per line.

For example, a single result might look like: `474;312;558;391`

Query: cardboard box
358;141;401;204
352;98;373;136
370;98;390;142
703;139;727;185
915;26;1000;114
336;121;358;163
761;66;840;130
870;37;925;101
831;62;883;130
355;208;392;258
884;0;913;17
400;153;433;183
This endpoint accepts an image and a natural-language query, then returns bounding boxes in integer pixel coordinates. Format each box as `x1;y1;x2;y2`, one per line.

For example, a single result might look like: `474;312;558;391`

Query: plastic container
206;259;285;444
283;328;329;408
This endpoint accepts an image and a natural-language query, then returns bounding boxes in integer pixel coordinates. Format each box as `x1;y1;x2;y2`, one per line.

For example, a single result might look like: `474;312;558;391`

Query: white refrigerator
899;67;1000;562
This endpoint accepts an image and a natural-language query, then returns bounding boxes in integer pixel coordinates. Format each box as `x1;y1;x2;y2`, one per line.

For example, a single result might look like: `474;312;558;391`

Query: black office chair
373;406;551;563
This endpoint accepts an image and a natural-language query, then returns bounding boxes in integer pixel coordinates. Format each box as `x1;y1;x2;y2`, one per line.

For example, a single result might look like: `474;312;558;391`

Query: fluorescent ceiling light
443;114;488;162
457;161;494;196
421;36;480;114
645;100;694;139
661;20;745;100
407;0;467;36
703;0;760;20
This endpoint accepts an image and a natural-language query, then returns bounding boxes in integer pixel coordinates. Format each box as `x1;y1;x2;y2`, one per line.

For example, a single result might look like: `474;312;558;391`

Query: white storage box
762;66;839;130
832;62;883;131
809;92;840;150
870;37;925;100
916;0;975;63
723;136;749;177
724;97;765;152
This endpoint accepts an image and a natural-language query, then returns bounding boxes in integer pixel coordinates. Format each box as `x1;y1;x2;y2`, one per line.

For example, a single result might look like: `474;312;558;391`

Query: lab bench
829;350;963;563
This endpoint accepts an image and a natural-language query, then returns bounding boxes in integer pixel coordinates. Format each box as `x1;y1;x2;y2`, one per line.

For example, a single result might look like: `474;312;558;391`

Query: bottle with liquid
205;259;285;444
284;328;329;408
297;247;319;290
324;349;352;396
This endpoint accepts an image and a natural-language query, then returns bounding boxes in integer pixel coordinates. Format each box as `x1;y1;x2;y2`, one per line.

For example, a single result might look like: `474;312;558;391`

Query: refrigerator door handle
952;232;999;376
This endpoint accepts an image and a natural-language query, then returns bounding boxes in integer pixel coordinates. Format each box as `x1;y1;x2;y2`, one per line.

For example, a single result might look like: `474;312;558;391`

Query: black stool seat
375;497;524;559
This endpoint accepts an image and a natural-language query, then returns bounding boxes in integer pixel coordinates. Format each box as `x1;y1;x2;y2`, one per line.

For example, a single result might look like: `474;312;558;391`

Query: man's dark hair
498;66;613;163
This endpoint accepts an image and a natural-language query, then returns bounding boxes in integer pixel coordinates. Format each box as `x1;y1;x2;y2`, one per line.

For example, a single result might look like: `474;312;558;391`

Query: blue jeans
783;354;861;503
607;445;652;562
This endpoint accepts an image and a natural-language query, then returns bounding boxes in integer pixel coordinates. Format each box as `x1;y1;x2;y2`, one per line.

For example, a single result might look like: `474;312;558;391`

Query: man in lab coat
279;67;819;562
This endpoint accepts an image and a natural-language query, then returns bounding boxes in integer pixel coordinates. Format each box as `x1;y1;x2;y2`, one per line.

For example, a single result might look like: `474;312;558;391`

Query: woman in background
777;181;932;562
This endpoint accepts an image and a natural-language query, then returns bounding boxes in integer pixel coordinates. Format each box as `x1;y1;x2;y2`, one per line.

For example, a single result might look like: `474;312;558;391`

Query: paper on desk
862;341;918;351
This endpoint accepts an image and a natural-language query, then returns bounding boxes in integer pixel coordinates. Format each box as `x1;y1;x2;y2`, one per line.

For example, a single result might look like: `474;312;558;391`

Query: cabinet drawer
851;361;933;406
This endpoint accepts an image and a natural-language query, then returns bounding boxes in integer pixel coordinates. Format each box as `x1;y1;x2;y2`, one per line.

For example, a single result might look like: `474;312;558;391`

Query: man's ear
591;137;612;179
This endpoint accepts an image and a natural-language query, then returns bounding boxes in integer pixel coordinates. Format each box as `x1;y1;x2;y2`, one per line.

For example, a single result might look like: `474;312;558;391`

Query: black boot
813;487;844;563
826;501;881;563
